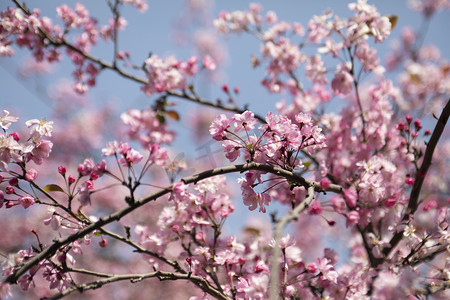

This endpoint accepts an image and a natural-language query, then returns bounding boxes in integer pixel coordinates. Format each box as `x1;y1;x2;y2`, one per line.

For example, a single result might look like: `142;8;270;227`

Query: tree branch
382;99;450;261
42;269;230;300
269;185;315;300
4;162;343;285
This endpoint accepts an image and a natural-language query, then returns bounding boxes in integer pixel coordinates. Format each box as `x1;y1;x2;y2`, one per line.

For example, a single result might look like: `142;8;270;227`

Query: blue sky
1;0;449;120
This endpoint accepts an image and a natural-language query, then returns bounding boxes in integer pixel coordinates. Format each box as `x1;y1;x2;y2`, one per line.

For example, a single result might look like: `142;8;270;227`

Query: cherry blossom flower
19;195;35;209
0;110;18;130
331;64;354;95
25;118;54;138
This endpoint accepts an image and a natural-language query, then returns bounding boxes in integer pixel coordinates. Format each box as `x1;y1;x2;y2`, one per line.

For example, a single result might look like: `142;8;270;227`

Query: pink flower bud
320;178;331;189
405;115;413;124
58;254;67;263
414;119;422;130
405;177;415;185
344;187;357;207
384;198;396;208
195;231;205;242
396;122;405;130
84;180;94;190
424;129;431;135
9;178;18;186
58;166;66;175
99;238;108;248
9;131;20;141
238;257;246;265
68;175;76;184
6;186;15;194
423;200;437;211
222;84;229;93
117;51;125;59
306;263;317;273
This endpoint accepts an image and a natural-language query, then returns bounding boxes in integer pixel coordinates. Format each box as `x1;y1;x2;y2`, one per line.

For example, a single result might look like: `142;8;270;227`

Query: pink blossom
120;148;143;166
331;196;346;214
102;141;119;156
344;187;358;207
306;262;318;273
23;139;50;164
148;144;168;166
222;140;241;162
320;177;331;189
18;274;34;291
369;16;391;42
331;66;354;95
346;211;360;227
355;42;384;74
78;182;91;206
233;110;258;132
209;114;232;140
122;0;148;12
0;110;18;130
93;160;107;177
25;118;54;137
265;11;277;24
317;257;338;284
308;200;322;215
44;211;62;230
0;282;11;299
202;55;216;70
19;194;35;209
305;54;328;84
78;158;94;176
0;135;22;170
25;168;38;181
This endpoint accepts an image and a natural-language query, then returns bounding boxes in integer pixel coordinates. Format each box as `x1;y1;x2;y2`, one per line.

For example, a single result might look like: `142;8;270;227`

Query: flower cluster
0;1;449;299
0;111;54;209
210;110;326;212
141;55;216;96
214;0;391;106
120;108;176;146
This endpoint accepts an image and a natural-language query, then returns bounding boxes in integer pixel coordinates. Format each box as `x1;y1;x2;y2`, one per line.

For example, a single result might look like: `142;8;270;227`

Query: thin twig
268;185;315;300
4;161;343;285
42;269;230;300
381;99;450;262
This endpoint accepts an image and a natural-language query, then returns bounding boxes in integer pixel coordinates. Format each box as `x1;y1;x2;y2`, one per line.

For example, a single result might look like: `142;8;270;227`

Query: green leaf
43;184;65;193
303;161;311;168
